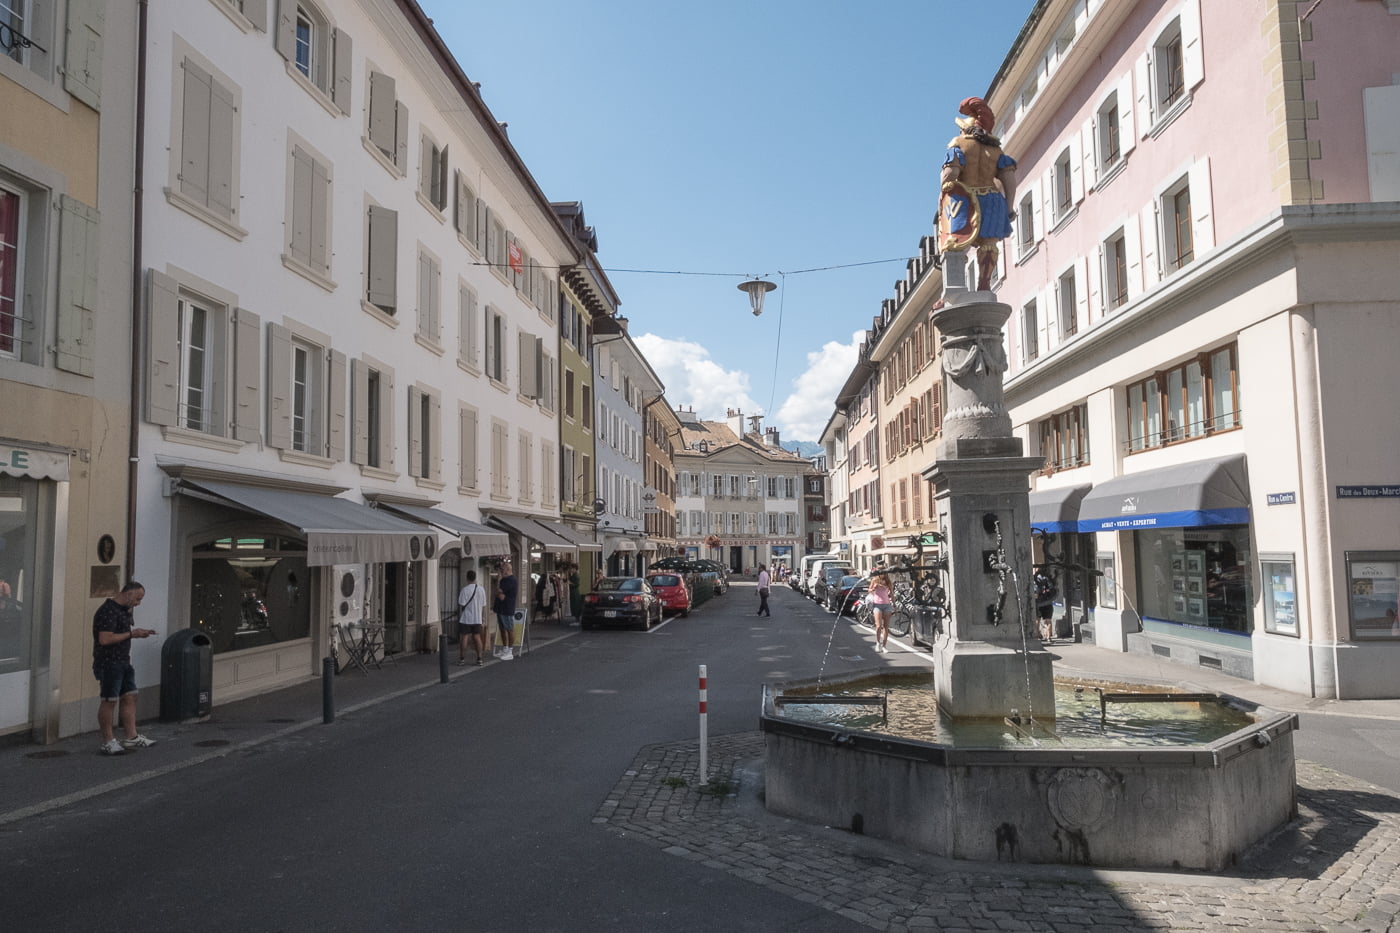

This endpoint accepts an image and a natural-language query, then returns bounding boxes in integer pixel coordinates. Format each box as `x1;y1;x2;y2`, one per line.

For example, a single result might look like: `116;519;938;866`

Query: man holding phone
93;581;158;755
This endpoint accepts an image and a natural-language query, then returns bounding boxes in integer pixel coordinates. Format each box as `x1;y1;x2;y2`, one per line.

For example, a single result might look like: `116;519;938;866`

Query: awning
375;503;510;557
535;518;602;552
177;479;437;566
605;535;638;553
485;513;577;558
0;442;71;481
1078;455;1250;532
1029;484;1091;534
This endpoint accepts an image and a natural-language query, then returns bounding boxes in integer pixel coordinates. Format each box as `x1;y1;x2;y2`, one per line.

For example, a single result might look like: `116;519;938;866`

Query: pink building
992;0;1400;697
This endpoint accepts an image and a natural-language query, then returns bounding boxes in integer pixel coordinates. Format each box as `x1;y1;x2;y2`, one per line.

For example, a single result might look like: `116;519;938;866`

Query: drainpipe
126;0;149;575
1292;310;1336;698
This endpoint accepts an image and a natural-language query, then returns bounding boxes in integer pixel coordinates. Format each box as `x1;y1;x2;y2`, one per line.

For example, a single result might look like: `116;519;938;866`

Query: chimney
747;414;763;436
765;426;782;448
727;409;745;438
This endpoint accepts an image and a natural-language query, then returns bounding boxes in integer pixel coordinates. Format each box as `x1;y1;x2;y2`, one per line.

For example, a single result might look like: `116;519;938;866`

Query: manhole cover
193;739;231;748
266;718;296;724
25;750;69;760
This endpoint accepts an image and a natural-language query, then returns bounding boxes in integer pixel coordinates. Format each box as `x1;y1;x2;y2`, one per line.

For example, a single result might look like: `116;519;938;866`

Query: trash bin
160;629;213;722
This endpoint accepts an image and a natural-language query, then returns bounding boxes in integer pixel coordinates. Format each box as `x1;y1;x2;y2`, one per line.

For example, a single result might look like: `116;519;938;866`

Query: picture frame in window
1261;553;1299;637
1095;552;1117;609
1170;553;1185;573
1187;578;1203;596
1187;597;1205;617
1172;595;1187;614
1185;552;1204;575
1344;551;1400;640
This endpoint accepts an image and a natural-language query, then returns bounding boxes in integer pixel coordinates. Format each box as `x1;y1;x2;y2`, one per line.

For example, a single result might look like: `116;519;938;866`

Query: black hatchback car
581;577;663;631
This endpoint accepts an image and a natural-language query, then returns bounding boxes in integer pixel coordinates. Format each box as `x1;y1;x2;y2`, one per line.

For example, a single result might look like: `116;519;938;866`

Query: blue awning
1077;455;1250;532
1029;484;1091;534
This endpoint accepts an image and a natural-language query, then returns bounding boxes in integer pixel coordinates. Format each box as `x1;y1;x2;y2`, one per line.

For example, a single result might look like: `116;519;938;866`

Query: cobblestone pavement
595;733;1400;933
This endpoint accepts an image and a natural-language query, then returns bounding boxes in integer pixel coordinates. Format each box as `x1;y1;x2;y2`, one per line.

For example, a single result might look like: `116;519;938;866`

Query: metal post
321;656;334;724
698;664;708;784
439;633;450;683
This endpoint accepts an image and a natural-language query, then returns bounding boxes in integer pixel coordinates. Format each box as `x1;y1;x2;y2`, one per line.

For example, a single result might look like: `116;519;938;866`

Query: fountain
761;98;1298;870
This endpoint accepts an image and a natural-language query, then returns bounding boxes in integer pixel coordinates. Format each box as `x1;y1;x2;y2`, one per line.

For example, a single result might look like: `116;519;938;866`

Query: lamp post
737;278;777;317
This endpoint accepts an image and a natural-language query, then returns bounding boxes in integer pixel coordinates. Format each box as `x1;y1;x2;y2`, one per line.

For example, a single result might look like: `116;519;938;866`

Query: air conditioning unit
333;564;365;622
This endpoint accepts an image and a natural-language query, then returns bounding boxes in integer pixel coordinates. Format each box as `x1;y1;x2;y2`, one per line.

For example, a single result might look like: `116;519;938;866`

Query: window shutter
64;0;105;111
416;251;430;336
208;77;237;217
453;172;467;233
1188;158;1215;252
1075;256;1090;328
518;331;538;398
1090;240;1105;312
146;270;181;427
266;322;293;449
56;195;99;376
1139;203;1160;285
1029;180;1044;244
328;348;347;460
332;28;352;114
368;72;396;154
1181;0;1204;91
289;147;312;263
380;367;396;470
232;307;261;441
366;205;397;310
273;0;296;62
394;100;410;170
430;257;441;340
1117;75;1136;156
428;392;442;482
1133;53;1153;129
419;138;433;202
460;407;478;488
351;358;369;465
179;60;213;206
534;336;545;400
407;385;423;477
242;0;269;31
310;157;330;272
1123;214;1143;300
1069;130;1084;204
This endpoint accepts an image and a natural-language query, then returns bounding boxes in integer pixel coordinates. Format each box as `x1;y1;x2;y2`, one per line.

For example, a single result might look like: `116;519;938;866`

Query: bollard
322;656;335;724
698;664;708;784
439;633;450;683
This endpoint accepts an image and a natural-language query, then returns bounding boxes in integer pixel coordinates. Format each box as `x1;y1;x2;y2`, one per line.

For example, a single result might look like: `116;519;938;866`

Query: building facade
993;0;1400;697
592;319;662;576
643;395;681;559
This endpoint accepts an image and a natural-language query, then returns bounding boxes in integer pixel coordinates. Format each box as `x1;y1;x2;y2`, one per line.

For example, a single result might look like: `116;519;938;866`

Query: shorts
459;623;483;636
495;612;515;633
94;662;138;701
1037;604;1054;620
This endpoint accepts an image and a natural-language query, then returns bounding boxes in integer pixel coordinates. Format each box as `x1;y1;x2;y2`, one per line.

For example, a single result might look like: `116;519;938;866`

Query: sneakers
500;647;514;661
122;734;157;749
100;738;125;756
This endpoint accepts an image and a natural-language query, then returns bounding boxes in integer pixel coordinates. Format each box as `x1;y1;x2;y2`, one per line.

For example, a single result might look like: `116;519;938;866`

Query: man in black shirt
92;581;157;755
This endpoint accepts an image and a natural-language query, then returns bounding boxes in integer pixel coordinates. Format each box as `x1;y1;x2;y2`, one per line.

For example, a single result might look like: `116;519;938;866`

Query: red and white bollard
698;664;708;783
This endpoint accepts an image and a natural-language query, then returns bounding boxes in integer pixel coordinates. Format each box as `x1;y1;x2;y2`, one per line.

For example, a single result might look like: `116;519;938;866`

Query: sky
420;0;1037;443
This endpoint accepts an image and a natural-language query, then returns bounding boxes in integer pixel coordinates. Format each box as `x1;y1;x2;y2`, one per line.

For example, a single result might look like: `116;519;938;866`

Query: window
1053;148;1073;221
1156;25;1185;112
366;70;409;173
1163;177;1194;271
539;352;556;413
564;369;576;419
1021;299;1039;363
191;535;310;655
415;247;441;345
1037;404;1089;472
1140;7;1202;130
274;1;350;111
1103;228;1130;311
419;134;448;213
581;385;592;429
484;305;504;382
517;330;542;399
517;430;533;502
352;358;393;471
541;441;556;507
146;270;260;442
490;419;508;498
408;384;441;482
562;445;576;505
285;141;332;283
1094;80;1135;176
1344;552;1400;641
1057;268;1078;339
453;171;478;247
1126;344;1239;452
0;183;24;359
172;54;242;234
457;281;478;370
1016;190;1036;253
365;204;397;315
266;322;344;459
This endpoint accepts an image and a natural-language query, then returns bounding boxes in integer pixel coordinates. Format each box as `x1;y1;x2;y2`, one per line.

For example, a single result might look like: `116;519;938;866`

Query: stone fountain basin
761;669;1299;871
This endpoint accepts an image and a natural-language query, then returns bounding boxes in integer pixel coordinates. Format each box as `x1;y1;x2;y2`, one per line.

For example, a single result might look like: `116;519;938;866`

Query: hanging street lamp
737;278;777;317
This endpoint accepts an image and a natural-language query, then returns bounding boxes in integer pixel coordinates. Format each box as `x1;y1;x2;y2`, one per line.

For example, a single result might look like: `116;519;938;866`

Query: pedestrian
1034;567;1058;643
868;571;894;653
456;570;487;665
492;559;519;661
92;580;158;755
756;564;771;617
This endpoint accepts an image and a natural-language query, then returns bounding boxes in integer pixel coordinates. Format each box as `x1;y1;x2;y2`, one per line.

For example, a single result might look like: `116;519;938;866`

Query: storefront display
190;536;311;654
1262;554;1298;636
1133;526;1252;633
1345;552;1400;640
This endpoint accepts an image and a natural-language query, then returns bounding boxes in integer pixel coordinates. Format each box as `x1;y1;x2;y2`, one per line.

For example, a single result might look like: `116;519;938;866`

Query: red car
645;573;691;617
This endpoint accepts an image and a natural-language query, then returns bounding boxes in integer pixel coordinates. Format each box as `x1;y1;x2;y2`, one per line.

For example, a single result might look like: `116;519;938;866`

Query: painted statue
938;96;1019;291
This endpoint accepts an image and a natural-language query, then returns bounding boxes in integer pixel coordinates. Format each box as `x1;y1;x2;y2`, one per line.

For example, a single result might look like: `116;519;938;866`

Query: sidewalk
0;618;580;826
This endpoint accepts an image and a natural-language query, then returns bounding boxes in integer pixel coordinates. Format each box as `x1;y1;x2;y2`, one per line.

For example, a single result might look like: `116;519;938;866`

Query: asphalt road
0;584;888;933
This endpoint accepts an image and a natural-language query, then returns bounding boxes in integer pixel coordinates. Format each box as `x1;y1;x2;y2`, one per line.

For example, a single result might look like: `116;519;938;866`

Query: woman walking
868;571;894;652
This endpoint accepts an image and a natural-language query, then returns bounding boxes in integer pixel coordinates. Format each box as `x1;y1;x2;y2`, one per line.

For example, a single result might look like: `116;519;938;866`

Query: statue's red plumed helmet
957;97;996;133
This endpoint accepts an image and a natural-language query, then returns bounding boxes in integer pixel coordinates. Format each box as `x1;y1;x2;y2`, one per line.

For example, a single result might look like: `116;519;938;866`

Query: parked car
813;565;855;606
695;559;730;594
825;575;867;615
648;558;728;596
581;577;663;631
805;559;852;598
646;573;691;617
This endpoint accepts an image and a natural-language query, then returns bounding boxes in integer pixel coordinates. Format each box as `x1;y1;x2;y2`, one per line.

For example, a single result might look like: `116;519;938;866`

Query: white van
806;557;853;598
796;553;840;593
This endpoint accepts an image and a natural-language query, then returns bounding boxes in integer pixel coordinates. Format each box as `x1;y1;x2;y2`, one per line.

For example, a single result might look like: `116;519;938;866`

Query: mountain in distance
782;440;823;459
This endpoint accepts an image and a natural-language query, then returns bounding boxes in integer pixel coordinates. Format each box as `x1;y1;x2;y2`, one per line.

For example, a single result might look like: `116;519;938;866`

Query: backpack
1034;572;1056;601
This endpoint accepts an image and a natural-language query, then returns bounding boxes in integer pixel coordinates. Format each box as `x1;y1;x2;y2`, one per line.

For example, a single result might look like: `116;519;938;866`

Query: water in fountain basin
778;673;1254;748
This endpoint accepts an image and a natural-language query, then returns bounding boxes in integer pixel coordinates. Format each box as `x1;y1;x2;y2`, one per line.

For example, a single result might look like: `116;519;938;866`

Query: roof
676;420;807;464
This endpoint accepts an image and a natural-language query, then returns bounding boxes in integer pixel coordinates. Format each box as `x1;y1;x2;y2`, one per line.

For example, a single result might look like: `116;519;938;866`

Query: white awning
485;512;577;558
534;518;602;552
375;503;511;557
0;443;70;481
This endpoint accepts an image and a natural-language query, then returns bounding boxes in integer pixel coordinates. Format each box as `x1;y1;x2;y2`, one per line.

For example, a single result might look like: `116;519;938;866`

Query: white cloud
773;331;864;441
634;333;762;420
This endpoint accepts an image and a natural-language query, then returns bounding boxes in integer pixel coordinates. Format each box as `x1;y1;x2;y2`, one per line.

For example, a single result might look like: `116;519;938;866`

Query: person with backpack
456;570;487;665
1033;567;1058;644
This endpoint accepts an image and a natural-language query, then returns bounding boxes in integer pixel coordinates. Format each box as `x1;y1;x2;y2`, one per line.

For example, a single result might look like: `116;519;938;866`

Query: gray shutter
453;171;465;232
242;0;269;31
394;100;410;171
232;307;261;441
273;0;296;62
328;348;347;460
534;336;545;400
416;250;429;336
474;198;486;252
350;358;369;465
146;270;181;427
407;385;423;477
419;137;432;201
55;195;99;376
266;322;292;449
380;367;396;470
289;147;312;263
179;60;212;205
519;331;537;398
64;0;105;111
460;407;477;488
332;28;352;114
208;76;237;217
310;157;330;271
368;72;396;154
428;392;442;482
366;205;397;310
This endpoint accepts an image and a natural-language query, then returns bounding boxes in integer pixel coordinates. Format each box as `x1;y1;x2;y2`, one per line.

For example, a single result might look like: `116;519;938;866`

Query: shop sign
0;444;70;481
1266;492;1296;506
1337;485;1400;499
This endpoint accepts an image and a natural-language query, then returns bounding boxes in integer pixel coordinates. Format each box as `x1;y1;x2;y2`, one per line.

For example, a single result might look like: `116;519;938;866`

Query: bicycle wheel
887;609;912;638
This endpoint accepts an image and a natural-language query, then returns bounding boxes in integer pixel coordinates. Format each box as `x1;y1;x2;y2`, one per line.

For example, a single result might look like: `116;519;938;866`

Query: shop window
1126;344;1239;452
190;535;310;654
0;475;46;685
1261;554;1298;636
1134;527;1252;634
1345;552;1400;641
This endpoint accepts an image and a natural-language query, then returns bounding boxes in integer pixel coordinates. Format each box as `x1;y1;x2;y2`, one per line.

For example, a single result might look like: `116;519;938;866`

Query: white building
592;320;662;576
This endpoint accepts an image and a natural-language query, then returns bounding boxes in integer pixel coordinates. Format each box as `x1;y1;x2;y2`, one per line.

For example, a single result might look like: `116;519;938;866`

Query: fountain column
923;263;1053;720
